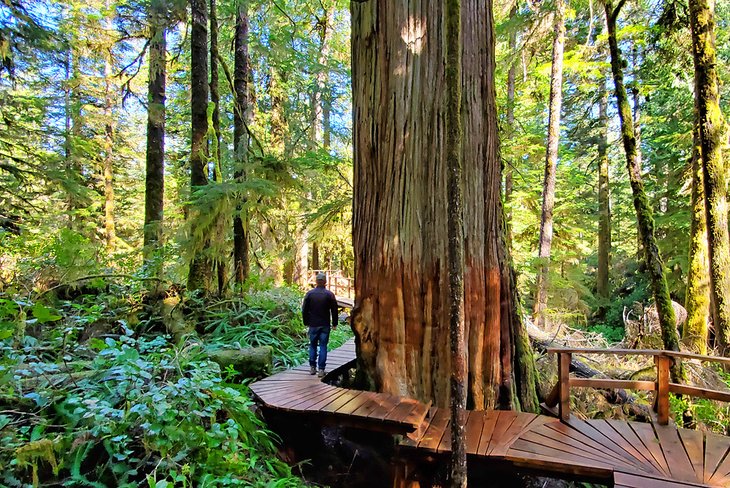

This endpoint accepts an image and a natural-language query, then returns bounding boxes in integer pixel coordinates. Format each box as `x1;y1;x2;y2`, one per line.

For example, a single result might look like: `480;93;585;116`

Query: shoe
310;366;316;375
317;369;326;378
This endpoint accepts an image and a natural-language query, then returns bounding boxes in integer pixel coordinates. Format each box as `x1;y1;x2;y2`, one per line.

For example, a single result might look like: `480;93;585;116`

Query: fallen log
207;346;273;379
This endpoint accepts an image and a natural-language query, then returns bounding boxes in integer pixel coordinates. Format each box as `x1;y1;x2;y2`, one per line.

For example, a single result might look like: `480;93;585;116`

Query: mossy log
207;346;273;378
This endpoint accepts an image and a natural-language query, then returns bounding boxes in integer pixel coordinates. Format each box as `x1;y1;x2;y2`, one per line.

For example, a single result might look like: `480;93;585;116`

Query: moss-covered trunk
604;0;681;371
688;0;730;355
143;1;166;275
233;1;250;287
684;123;710;354
533;0;566;327
350;0;538;412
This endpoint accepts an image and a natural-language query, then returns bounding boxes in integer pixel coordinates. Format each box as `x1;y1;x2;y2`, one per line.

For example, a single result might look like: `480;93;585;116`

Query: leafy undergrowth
0;281;350;486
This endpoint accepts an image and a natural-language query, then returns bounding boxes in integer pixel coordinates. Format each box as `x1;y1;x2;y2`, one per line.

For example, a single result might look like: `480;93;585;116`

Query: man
302;272;338;377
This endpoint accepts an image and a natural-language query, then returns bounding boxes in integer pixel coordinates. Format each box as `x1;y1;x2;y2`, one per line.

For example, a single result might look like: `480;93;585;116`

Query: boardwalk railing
545;347;730;425
308;269;354;298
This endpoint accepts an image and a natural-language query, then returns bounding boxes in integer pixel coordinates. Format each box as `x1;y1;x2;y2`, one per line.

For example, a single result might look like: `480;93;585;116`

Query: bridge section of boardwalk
250;340;730;487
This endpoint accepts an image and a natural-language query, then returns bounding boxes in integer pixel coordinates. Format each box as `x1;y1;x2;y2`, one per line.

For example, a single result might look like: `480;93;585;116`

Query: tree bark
187;0;212;292
688;0;730;354
444;0;466;483
604;0;681;377
351;0;538;412
684;123;710;354
533;0;565;327
597;83;611;302
504;3;517;251
143;0;166;274
233;0;250;287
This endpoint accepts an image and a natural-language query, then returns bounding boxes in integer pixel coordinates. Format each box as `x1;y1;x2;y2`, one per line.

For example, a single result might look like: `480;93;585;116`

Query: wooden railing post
655;355;670;425
558;352;571;422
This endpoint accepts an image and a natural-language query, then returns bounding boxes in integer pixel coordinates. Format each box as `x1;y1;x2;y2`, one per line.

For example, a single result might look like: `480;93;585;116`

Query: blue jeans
308;326;330;370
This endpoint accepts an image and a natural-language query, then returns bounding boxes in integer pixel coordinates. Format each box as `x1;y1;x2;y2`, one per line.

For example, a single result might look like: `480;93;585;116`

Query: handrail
544;347;730;425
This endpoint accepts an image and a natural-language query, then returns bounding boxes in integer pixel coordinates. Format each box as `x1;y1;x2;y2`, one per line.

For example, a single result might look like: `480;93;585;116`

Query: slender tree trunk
188;0;213;292
233;0;250;287
689;0;730;354
604;0;681;373
533;0;565;327
103;3;115;252
684;123;710;354
143;3;167;276
312;242;320;269
143;1;166;274
597;83;611;302
445;0;466;483
504;3;517;251
351;0;538;412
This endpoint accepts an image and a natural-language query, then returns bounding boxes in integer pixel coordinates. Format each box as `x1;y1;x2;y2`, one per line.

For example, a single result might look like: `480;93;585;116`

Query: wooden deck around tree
250;340;730;487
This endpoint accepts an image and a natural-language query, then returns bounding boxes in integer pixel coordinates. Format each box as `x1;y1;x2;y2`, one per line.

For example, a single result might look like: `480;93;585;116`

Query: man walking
302;272;339;377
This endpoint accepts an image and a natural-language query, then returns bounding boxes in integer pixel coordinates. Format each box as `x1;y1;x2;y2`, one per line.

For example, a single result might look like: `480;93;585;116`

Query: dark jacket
302;285;338;328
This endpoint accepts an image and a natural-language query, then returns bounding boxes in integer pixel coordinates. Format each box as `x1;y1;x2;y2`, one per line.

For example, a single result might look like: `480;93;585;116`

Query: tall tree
688;0;730;354
102;0;115;251
504;3;518;250
597;82;610;302
684;122;710;353
445;0;466;483
143;0;167;274
351;0;538;412
233;0;250;287
533;0;566;327
187;0;212;292
604;0;681;369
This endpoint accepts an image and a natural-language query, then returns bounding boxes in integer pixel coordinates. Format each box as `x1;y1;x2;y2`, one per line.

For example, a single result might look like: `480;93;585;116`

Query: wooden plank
614;471;708;488
545;382;560;408
490;413;540;456
384;399;420;424
670;383;730;403
655;356;670;425
653;422;698;483
545;347;730;367
564;419;657;473
362;393;401;420
543;421;644;470
320;390;363;413
709;444;730;484
677;427;704;483
628;421;671;477
437;419;452;453
402;401;432;429
256;383;318;406
307;387;349;411
335;391;378;416
278;384;333;409
351;393;398;419
569;378;656;391
504;449;612;480
293;385;344;411
601;419;667;475
486;411;519;455
476;409;499;455
705;432;730;483
558;352;571;422
464;410;485;455
513;429;619;467
417;407;450;452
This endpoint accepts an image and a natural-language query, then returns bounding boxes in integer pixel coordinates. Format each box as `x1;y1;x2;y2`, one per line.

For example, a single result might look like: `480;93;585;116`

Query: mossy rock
207;346;273;379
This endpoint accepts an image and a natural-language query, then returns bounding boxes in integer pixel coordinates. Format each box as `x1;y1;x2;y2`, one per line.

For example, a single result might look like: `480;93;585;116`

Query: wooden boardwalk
250;340;730;487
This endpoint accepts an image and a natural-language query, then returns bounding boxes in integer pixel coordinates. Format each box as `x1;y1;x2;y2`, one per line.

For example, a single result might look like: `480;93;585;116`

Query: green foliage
0;284;323;486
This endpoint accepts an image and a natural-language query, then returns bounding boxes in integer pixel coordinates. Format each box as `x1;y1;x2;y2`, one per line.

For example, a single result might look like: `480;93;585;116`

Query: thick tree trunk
504;4;517;251
533;0;565;327
233;0;250;287
187;0;212;292
445;0;466;483
351;0;538;412
688;0;730;354
684;123;710;354
143;2;166;274
604;0;681;375
597;85;611;301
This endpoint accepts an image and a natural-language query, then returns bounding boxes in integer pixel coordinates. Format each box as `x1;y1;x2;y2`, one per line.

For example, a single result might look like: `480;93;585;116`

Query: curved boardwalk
250;340;730;487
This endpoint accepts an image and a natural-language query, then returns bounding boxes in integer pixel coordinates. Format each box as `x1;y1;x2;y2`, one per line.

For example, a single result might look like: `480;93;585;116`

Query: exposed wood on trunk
187;0;213;293
533;0;565;327
604;0;682;381
597;82;610;302
350;0;538;412
688;0;730;355
684;122;710;354
143;0;166;275
233;0;251;287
